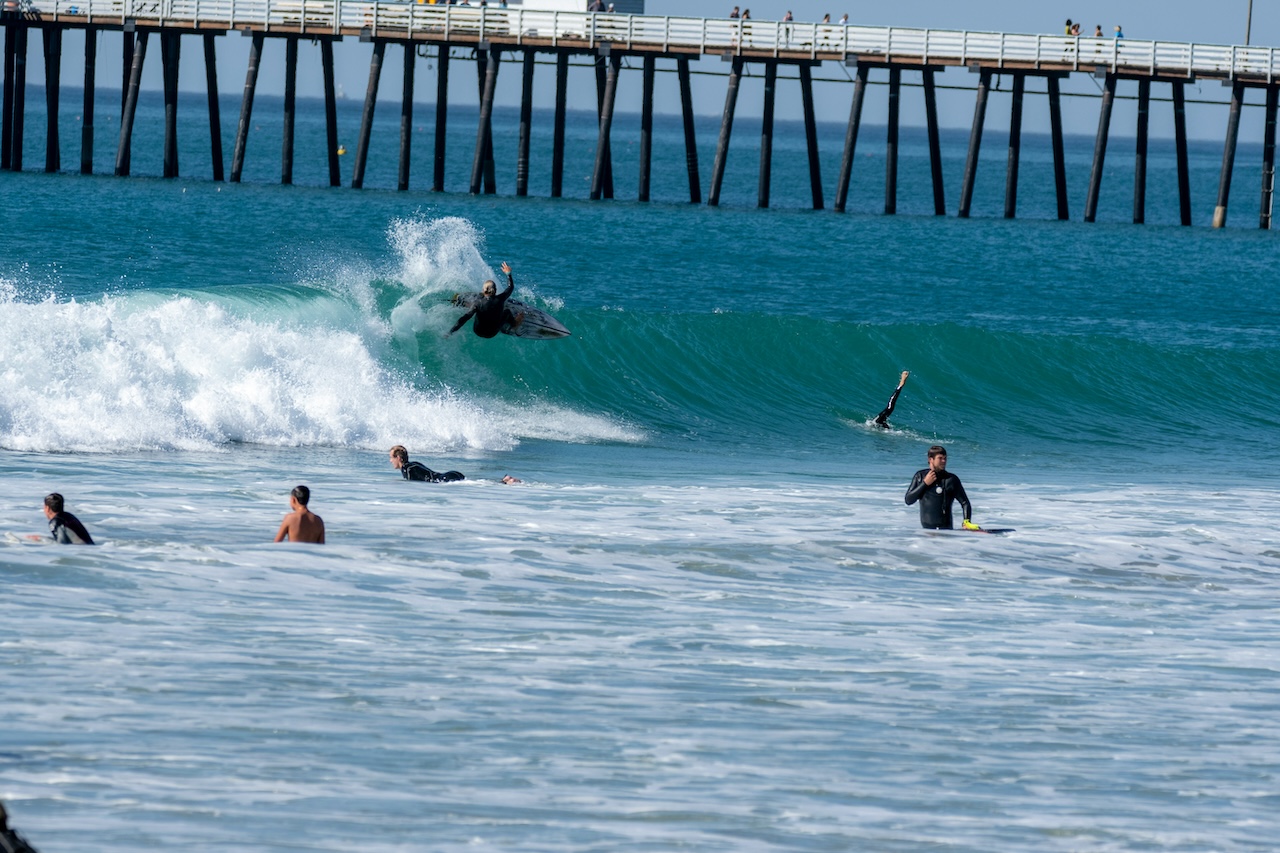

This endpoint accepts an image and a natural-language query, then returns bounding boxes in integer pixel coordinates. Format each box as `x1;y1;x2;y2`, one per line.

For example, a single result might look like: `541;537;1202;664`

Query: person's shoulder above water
41;493;94;545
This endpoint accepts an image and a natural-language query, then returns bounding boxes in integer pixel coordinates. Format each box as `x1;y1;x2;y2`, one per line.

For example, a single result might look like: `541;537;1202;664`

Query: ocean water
3;81;1280;852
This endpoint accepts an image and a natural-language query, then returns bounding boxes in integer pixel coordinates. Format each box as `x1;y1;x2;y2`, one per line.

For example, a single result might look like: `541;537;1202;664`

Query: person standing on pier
729;6;739;18
1113;24;1124;38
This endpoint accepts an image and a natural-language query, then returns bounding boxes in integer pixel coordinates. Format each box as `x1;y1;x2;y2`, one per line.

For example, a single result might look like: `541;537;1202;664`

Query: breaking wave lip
0;220;644;454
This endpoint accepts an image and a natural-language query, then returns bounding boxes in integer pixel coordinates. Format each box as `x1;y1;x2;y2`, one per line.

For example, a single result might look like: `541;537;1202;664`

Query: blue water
3;74;1280;852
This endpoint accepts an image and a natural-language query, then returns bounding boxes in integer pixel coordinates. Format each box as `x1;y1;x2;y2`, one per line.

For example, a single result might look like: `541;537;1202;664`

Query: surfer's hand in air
501;262;512;274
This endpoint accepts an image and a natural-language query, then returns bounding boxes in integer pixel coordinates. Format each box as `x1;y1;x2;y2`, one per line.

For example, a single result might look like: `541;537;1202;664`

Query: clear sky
11;1;1279;141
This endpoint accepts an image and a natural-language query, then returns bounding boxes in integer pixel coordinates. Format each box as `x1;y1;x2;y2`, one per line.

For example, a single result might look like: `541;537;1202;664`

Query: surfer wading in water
904;445;977;530
448;262;525;339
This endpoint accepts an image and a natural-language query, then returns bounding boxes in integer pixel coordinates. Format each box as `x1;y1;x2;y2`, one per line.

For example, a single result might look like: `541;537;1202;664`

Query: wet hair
44;492;64;513
928;445;947;458
291;485;311;506
482;279;497;295
389;445;409;464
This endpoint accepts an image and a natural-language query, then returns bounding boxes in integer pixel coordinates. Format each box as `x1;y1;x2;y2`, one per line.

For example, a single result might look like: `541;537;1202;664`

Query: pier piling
471;45;498;195
923;68;945;215
1212;82;1245;228
593;52;613;198
1048;75;1068;219
1133;78;1150;224
551;51;567;198
957;69;991;218
352;39;386;190
42;25;60;173
2;24;14;171
229;32;262;183
321;38;340;187
398;42;414;191
204;33;224;182
1083;73;1116;223
1261;85;1278;229
708;55;744;207
591;53;620;201
10;24;26;172
799;63;823;210
432;44;449;192
834;63;868;213
516;48;534;196
162;32;180;179
885;66;900;214
758;60;776;209
81;27;95;174
115;30;147;178
1172;82;1192;225
677;57;701;204
282;36;297;184
638;54;654;202
1004;73;1025;219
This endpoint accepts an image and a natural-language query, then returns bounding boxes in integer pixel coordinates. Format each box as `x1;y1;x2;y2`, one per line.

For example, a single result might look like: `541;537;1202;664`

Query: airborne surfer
447;262;525;339
873;370;910;429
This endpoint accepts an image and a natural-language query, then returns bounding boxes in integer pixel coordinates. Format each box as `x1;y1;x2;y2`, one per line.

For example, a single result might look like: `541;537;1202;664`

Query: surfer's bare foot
899;370;909;387
512;312;525;328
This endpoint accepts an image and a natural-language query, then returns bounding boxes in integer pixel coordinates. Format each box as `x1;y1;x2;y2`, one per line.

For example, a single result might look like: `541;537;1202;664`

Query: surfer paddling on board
25;493;95;544
905;445;978;530
273;485;325;544
873;371;910;429
389;445;465;483
448;262;525;339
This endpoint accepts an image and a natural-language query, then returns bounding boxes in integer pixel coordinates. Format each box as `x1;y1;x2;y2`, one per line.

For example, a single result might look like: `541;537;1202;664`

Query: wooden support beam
708;55;744;207
638;54;654;202
593;54;613;198
10;24;27;172
1133;78;1150;224
471;45;499;194
1261;85;1278;229
1212;82;1245;229
1004;72;1024;219
799;63;823;210
398;41;414;191
678;57;701;204
282;36;298;184
1083;73;1116;223
115;30;147;178
1048;75;1068;220
834;64;868;213
320;39;340;187
352;39;386;190
161;32;180;179
551;51;567;197
957;69;991;219
590;53;620;201
204;33;225;182
81;26;95;175
432;43;449;192
885;66;900;214
516;48;534;197
42;25;60;173
923;68;945;215
229;32;262;184
2;24;15;171
758;61;777;209
1172;81;1192;226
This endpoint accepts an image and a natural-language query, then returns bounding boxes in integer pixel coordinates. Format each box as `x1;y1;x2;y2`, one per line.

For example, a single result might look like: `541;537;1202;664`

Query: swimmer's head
389;445;409;467
44;492;64;513
928;445;948;471
482;280;497;296
291;485;311;506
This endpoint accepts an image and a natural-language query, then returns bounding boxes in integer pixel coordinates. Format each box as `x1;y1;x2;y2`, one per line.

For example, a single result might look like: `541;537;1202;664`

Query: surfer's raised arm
500;262;515;296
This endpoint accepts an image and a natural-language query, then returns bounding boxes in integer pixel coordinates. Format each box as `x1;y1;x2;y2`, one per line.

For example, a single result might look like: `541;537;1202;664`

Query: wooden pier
5;1;1280;227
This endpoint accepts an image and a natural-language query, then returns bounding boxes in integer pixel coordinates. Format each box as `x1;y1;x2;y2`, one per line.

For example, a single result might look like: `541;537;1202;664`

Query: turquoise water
3;83;1280;851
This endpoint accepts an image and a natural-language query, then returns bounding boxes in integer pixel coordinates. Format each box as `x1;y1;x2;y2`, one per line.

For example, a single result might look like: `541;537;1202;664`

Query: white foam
0;218;639;454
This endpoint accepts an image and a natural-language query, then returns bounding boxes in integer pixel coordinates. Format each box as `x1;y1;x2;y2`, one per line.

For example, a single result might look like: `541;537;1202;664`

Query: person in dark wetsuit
873;370;910;429
447;262;525;339
904;445;976;530
41;493;94;544
0;802;41;853
389;445;465;483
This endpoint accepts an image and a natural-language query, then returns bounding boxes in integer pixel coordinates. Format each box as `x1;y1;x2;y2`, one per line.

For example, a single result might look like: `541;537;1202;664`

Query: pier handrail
20;0;1280;81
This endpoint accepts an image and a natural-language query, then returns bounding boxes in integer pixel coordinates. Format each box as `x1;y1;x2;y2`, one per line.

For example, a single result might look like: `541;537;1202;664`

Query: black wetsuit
904;469;971;530
402;460;465;483
48;511;94;545
449;274;515;339
0;825;40;853
873;383;905;428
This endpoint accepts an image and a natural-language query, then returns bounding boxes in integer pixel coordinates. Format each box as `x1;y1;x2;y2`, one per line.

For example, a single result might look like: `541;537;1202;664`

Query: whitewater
3;91;1280;851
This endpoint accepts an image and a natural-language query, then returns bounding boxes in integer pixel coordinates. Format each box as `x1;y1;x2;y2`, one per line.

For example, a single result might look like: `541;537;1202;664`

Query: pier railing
17;0;1280;81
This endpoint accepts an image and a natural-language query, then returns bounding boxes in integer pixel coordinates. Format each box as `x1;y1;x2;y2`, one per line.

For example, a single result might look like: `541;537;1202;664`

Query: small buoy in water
337;145;347;155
